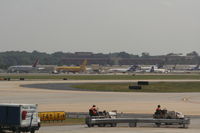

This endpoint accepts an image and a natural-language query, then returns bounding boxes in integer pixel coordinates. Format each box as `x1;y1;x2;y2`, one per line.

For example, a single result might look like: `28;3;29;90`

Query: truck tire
30;129;35;133
87;124;94;127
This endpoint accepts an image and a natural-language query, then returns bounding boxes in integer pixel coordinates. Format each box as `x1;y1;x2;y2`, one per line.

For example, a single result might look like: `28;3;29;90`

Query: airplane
7;58;43;73
138;66;152;72
108;65;139;73
169;64;200;72
149;66;168;73
188;64;200;71
138;65;167;73
55;59;87;73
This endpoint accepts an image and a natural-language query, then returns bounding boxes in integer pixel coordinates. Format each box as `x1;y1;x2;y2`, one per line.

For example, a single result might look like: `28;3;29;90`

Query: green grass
71;82;200;92
41;118;84;126
1;74;200;80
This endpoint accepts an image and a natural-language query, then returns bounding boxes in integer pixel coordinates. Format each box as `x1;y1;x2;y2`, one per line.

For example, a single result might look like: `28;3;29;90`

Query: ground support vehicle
85;116;117;127
0;103;40;133
153;109;190;127
86;111;117;127
85;117;190;128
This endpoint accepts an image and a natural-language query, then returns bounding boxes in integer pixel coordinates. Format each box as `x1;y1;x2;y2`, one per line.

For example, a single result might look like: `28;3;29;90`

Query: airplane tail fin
172;64;177;70
32;58;39;67
150;66;154;72
128;65;138;71
194;64;200;70
80;59;87;71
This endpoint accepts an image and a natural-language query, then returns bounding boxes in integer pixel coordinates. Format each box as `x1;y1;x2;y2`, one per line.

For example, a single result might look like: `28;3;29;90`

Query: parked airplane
108;65;139;73
150;66;168;73
55;59;87;73
138;65;167;73
169;64;200;72
7;58;43;73
188;64;200;71
138;66;153;72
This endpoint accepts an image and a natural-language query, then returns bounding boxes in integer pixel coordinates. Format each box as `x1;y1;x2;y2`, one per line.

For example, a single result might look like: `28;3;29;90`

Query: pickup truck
0;103;40;133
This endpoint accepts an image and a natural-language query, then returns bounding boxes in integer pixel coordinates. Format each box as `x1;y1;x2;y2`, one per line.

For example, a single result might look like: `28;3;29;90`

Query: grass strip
71;82;200;92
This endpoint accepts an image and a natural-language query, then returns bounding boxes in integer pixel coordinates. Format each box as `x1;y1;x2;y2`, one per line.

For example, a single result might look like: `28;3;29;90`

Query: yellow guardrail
38;111;66;121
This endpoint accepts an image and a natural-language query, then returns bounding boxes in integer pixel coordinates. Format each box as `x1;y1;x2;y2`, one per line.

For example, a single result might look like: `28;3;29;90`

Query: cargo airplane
55;59;87;73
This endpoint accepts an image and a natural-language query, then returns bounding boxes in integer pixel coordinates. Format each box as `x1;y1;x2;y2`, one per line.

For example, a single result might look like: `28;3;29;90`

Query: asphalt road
38;118;200;133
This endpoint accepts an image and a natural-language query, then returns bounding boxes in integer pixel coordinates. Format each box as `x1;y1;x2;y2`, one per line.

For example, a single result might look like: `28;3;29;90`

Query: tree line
0;51;199;69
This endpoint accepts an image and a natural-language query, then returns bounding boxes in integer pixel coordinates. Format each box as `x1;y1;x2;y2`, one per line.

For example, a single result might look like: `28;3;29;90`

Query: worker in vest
89;105;98;116
155;105;162;116
156;105;161;111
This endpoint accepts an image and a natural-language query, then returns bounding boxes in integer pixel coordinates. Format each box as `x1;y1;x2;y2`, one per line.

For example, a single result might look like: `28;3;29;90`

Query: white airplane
139;65;167;73
188;64;200;71
139;66;153;72
152;66;168;73
7;58;44;73
108;65;138;73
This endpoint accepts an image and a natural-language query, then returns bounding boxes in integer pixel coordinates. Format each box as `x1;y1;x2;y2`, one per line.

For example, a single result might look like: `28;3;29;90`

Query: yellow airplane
55;59;87;73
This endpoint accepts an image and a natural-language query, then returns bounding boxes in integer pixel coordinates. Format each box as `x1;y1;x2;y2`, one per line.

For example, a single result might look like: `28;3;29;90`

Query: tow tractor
85;110;117;127
85;109;190;128
153;109;189;127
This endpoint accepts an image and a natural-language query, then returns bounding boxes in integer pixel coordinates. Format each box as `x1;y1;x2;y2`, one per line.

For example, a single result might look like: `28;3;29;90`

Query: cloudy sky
0;0;199;55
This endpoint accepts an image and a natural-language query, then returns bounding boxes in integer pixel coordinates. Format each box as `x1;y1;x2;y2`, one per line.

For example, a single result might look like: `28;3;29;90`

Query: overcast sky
0;0;199;55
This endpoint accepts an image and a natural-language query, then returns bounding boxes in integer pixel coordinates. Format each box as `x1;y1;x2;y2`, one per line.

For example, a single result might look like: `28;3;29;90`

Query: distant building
75;52;93;56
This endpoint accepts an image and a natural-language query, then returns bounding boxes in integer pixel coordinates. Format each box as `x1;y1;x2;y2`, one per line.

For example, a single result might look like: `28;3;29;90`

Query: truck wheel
30;130;35;133
87;124;94;127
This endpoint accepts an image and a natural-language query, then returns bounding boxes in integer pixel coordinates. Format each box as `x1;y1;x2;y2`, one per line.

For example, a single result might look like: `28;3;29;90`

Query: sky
0;0;200;55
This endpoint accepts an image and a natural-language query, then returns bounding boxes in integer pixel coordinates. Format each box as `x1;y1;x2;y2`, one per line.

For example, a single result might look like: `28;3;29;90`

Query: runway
0;80;200;115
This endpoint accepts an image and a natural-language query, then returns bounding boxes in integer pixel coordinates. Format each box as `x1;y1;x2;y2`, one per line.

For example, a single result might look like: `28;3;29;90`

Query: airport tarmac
0;80;200;115
1;80;200;132
39;117;200;133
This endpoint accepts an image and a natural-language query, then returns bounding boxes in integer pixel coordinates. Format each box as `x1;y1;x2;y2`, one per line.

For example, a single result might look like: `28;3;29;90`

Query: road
39;118;200;133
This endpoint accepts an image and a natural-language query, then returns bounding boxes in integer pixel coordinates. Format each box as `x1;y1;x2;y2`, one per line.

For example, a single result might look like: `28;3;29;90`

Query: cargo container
0;103;40;133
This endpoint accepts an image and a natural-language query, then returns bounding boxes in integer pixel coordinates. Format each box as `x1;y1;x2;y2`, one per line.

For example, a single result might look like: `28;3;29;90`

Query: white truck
0;103;40;133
